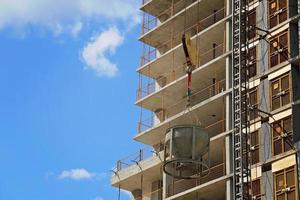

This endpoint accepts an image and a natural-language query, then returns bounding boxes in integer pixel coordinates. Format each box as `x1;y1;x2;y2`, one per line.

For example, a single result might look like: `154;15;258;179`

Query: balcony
140;0;225;48
111;147;164;191
166;137;226;198
165;174;228;200
167;163;225;197
113;125;229;196
141;0;196;26
140;6;227;66
137;42;225;101
135;88;230;146
137;78;226;134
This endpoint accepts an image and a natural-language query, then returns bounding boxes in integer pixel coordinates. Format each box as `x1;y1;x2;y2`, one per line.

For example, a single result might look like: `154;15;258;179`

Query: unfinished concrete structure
111;0;300;199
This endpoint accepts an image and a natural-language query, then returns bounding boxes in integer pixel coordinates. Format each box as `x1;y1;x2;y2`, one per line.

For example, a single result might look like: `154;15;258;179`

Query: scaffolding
232;0;251;199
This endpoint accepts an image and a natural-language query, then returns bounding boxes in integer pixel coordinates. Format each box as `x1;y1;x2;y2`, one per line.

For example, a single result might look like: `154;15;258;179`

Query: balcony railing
141;0;195;34
140;7;226;66
137;43;225;101
167;163;225;197
114;146;163;172
134;188;163;200
137;79;226;133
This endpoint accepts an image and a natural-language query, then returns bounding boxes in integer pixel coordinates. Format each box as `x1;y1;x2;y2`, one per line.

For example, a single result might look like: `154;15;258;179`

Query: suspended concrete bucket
163;125;210;179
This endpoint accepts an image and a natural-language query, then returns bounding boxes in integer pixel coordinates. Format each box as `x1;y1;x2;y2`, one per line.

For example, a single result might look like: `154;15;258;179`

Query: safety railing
138;113;155;134
137;79;226;133
165;79;226;118
134;188;163;200
142;12;157;35
205;119;226;138
114;146;164;172
166;163;225;197
137;43;225;101
140;7;226;66
141;0;195;34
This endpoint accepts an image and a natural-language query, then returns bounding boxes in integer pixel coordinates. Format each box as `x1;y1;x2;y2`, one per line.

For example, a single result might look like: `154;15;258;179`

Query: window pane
279;33;288;47
252;179;261;195
251;131;259;145
249;63;257;78
274;140;282;155
280;49;289;62
283;117;292;133
279;11;287;24
281;75;290;90
271;54;279;67
252;149;259;164
275;173;285;190
286;169;295;187
287;191;296;200
272;81;280;95
248;11;256;39
269;1;277;15
272;97;281;110
249;90;257;105
284;136;293;152
249;47;256;60
270;40;278;53
279;0;287;9
277;193;285;200
281;92;290;106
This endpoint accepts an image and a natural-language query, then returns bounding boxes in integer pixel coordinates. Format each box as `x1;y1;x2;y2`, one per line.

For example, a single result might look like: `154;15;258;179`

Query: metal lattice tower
232;0;251;199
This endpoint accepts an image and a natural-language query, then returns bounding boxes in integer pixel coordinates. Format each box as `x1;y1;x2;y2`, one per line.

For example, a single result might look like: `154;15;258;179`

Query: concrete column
225;1;232;200
257;1;274;199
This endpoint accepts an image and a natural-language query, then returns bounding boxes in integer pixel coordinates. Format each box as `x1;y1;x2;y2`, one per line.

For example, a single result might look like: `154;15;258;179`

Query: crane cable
182;0;198;106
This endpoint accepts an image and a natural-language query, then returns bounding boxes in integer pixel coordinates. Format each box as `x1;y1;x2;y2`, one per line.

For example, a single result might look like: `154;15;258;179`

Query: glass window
269;30;289;68
271;73;291;111
251;130;260;164
248;10;256;40
274;167;297;200
272;116;293;156
252;179;262;199
249;87;258;120
248;46;257;78
269;0;288;29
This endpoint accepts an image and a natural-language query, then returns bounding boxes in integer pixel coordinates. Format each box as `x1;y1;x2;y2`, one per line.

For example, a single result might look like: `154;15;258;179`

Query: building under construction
111;0;300;199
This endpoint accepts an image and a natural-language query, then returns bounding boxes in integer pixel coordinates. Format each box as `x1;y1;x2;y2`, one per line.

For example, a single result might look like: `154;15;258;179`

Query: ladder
232;0;251;199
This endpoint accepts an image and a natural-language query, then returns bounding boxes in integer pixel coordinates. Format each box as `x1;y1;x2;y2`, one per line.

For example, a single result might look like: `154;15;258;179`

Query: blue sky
0;0;143;199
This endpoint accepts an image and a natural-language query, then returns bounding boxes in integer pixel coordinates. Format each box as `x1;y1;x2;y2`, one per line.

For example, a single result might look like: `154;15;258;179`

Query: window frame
248;46;257;79
270;73;291;111
250;130;260;165
272;116;293;156
249;87;259;121
251;178;262;200
269;30;290;68
274;166;298;200
248;9;257;40
268;0;289;29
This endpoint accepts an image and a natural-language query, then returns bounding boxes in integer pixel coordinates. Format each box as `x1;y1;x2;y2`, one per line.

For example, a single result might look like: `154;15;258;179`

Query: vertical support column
257;1;273;199
163;173;172;199
225;1;233;200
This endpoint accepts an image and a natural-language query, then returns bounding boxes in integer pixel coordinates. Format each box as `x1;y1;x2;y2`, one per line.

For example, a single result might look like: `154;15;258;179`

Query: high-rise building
111;0;300;199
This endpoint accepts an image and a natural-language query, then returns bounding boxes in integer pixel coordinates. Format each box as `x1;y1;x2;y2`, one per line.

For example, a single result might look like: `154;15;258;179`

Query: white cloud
0;0;139;34
58;168;95;180
81;27;124;77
